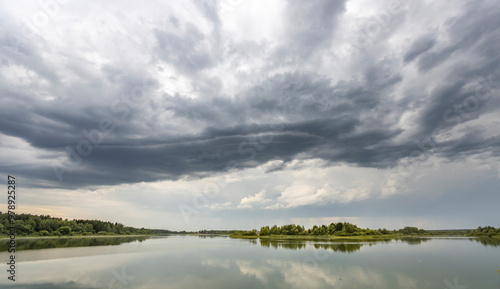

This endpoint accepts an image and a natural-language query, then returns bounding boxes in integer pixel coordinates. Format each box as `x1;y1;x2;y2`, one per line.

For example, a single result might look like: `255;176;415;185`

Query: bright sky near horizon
0;0;499;231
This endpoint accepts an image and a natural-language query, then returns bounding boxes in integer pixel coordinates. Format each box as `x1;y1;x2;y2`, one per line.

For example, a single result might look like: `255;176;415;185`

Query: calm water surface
0;235;499;288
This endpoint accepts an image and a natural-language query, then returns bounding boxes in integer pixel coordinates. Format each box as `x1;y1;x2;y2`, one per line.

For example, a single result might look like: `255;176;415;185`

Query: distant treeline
468;226;500;237
197;230;235;235
234;223;430;237
0;212;151;237
233;223;500;237
149;229;235;235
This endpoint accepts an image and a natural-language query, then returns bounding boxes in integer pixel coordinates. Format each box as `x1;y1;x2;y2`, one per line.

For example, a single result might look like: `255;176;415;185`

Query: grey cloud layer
0;0;499;189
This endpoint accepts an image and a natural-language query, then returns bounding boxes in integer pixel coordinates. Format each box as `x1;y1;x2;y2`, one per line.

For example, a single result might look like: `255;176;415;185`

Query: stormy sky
1;0;499;230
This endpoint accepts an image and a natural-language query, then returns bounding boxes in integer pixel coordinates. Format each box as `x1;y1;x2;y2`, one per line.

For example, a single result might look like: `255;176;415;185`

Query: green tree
39;219;51;232
270;225;280;235
32;216;42;231
73;224;83;234
343;222;355;234
58;226;72;235
27;218;37;231
83;223;93;234
259;226;270;236
328;223;336;235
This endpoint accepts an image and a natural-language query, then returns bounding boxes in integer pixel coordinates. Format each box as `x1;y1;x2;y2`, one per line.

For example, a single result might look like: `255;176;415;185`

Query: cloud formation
238;189;271;209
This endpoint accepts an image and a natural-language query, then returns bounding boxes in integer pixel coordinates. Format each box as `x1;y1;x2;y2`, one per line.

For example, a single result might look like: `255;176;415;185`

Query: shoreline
229;234;487;241
0;234;153;240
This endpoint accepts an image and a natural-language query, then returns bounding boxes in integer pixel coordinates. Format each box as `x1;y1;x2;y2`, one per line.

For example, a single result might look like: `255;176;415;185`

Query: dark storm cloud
404;1;500;156
417;1;500;72
439;132;500;160
403;34;436;63
0;0;499;189
0;68;406;188
0;35;60;84
155;25;218;75
154;0;223;77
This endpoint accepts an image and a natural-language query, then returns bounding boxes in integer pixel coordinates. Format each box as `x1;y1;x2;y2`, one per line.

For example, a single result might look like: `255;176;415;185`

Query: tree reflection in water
259;239;362;252
0;236;150;251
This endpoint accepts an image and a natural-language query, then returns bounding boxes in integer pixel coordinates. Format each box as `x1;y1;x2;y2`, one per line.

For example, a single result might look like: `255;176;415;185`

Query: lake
1;235;499;288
